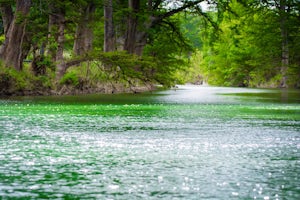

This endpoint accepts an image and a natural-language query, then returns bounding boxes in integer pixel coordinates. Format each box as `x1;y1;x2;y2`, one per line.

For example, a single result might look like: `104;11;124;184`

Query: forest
0;0;299;95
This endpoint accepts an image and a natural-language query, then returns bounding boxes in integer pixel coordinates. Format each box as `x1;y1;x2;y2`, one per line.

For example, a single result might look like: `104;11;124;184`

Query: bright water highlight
0;86;299;199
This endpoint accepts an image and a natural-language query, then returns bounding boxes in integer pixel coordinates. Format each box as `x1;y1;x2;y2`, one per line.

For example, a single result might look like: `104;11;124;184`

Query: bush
59;71;80;87
0;63;54;95
0;65;27;95
31;55;55;76
0;72;14;94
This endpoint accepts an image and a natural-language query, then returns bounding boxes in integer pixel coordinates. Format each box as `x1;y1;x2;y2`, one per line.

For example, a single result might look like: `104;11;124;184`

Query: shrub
0;65;27;95
31;55;55;76
59;71;80;87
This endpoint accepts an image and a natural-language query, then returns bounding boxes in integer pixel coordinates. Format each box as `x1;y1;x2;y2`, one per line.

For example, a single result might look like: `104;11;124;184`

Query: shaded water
0;86;299;199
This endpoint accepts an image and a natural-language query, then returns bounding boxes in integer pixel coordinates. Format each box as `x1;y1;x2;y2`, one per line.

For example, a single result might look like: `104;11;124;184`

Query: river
0;86;299;199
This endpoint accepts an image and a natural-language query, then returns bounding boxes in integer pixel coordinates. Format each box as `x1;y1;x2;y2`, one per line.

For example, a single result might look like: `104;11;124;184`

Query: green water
0;86;299;199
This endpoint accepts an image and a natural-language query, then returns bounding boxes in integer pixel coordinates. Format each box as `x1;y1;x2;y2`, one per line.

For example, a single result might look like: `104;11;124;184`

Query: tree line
187;0;299;88
0;0;214;95
0;0;299;95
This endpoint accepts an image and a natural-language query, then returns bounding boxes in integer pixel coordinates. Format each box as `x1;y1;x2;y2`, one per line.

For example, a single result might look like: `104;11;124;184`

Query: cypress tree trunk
0;3;13;38
0;0;31;71
48;4;62;62
280;0;289;88
104;0;115;52
48;3;66;80
55;12;66;79
73;3;96;55
0;3;13;56
124;0;140;54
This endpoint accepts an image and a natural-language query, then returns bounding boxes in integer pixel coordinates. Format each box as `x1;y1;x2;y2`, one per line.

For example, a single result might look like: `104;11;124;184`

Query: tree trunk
0;3;13;56
133;33;146;56
124;0;140;54
0;3;13;37
48;4;59;62
0;0;31;71
123;0;200;56
73;3;96;55
56;12;66;79
280;0;289;88
104;0;115;52
48;3;66;79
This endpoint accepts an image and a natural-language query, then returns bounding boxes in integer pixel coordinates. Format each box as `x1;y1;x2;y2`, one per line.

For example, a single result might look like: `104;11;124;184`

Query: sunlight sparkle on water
0;86;299;199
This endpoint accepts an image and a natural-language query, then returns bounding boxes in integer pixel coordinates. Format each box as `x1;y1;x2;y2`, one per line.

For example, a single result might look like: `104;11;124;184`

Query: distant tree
254;0;300;87
199;0;300;87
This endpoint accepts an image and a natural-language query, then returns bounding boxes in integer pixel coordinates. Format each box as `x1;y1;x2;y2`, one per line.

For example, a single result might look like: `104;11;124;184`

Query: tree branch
153;0;162;10
160;19;190;49
158;0;204;20
194;6;220;31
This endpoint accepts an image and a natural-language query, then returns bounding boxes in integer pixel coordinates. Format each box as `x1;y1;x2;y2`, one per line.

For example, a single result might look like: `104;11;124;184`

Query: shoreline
0;83;158;97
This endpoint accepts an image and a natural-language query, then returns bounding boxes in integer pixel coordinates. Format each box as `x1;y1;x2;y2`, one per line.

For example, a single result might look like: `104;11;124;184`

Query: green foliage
0;35;5;45
60;71;80;87
3;0;299;96
0;61;53;95
142;15;192;86
0;64;26;92
36;56;55;71
100;51;173;87
31;55;56;77
64;49;187;89
33;75;53;89
198;0;300;88
27;2;49;46
180;14;204;49
176;51;205;84
0;62;32;95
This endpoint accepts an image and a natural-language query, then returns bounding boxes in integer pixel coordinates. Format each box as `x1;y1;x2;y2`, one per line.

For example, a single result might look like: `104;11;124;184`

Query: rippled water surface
0;86;299;199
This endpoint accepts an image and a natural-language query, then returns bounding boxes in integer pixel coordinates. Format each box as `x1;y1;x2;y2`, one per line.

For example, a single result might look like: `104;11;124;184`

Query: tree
0;0;31;71
8;0;296;95
248;0;299;87
103;0;115;52
47;2;66;79
199;0;300;87
73;1;96;55
117;0;208;55
0;2;13;38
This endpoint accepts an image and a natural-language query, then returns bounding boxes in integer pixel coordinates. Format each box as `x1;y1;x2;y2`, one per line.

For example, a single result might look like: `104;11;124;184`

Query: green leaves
198;0;300;88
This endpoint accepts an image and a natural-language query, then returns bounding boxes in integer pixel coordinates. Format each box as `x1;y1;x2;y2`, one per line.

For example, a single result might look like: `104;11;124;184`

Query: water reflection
2;85;300;104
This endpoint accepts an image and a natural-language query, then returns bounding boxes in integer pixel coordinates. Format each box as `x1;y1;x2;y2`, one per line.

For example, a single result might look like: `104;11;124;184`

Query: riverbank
0;64;297;97
0;82;157;97
0;65;157;96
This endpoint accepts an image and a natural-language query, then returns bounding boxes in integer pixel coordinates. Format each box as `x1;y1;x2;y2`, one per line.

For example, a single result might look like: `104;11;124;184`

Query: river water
0;86;299;199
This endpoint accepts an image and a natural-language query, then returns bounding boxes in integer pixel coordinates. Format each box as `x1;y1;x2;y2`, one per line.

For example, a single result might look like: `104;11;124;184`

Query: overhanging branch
159;0;204;20
194;6;220;31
